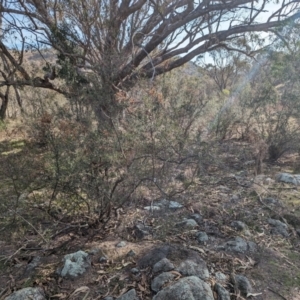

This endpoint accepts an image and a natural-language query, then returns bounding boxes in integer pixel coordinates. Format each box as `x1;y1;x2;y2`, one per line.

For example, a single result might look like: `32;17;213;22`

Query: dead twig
9;209;48;244
255;191;274;212
0;245;25;264
267;287;287;300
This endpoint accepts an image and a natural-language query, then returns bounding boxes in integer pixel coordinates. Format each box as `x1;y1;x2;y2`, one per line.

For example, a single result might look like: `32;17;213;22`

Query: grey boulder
275;173;300;185
116;289;139;300
176;259;209;280
214;283;230;300
151;272;175;292
153;258;174;273
219;237;257;253
60;250;91;278
153;276;214;300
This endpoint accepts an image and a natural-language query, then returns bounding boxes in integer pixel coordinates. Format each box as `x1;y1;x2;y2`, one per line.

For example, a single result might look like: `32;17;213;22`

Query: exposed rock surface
275;173;300;185
268;218;289;237
60;250;91;278
23;256;41;277
116;289;139;300
157;199;183;209
196;231;209;243
99;256;108;263
153;258;174;273
153;276;214;300
230;221;248;231
176;259;209;280
5;287;46;300
127;250;136;257
215;272;227;283
116;241;127;248
189;213;203;224
219;237;257;253
133;223;151;240
130;268;140;275
138;245;205;269
176;218;198;228
214;283;231;300
144;206;161;211
234;274;253;297
138;245;171;269
151;272;175;292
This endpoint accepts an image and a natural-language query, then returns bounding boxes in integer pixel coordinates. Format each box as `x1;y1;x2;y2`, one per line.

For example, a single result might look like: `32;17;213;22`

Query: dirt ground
0;123;300;300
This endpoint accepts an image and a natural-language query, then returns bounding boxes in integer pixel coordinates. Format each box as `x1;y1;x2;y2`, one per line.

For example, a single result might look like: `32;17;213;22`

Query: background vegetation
0;0;300;247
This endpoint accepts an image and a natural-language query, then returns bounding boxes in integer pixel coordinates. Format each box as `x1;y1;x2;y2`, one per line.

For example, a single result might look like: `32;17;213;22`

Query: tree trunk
90;82;120;126
0;87;9;120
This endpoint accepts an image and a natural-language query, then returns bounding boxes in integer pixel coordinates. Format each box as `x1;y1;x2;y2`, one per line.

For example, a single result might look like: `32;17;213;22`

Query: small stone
151;272;175;292
60;250;91;278
25;256;41;274
231;221;248;231
268;219;289;237
264;177;274;185
138;245;170;269
99;256;108;263
116;241;127;248
116;289;138;300
196;231;209;244
133;224;150;240
215;272;227;283
144;206;161;211
130;268;140;275
169;201;183;209
214;283;230;300
247;241;257;252
176;259;209;280
263;197;278;205
157;199;169;207
230;195;240;203
220;237;257;253
244;160;255;166
234;274;253;297
190;213;203;224
244;229;251;236
89;248;101;255
176;218;198;228
5;287;46;300
127;250;136;257
218;185;231;192
153;258;174;273
268;219;288;229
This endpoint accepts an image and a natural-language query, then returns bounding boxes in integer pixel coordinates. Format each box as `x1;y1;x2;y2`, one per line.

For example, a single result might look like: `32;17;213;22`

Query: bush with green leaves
237;48;300;161
18;67;214;226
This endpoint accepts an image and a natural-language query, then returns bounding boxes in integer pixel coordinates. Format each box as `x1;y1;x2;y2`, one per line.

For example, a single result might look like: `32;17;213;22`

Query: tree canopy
0;0;300;119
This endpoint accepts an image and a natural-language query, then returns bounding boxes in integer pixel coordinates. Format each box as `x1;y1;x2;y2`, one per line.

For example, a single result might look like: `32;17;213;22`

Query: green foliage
211;42;300;162
0;120;7;131
16;67;213;226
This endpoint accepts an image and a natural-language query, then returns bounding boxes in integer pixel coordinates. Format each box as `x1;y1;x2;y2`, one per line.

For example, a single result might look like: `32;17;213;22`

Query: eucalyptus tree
199;49;251;93
0;0;300;120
